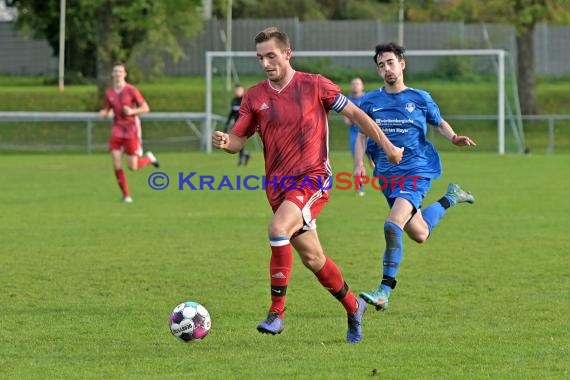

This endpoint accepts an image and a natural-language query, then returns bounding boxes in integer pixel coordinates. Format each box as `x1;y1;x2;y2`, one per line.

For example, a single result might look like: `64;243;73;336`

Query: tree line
7;0;570;114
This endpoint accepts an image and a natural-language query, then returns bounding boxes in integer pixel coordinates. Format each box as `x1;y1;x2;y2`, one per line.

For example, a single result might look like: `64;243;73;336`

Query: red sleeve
230;91;256;138
131;85;146;107
318;75;341;111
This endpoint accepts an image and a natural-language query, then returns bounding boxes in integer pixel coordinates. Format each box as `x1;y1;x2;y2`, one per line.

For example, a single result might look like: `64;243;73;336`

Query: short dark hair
254;27;291;50
373;43;406;64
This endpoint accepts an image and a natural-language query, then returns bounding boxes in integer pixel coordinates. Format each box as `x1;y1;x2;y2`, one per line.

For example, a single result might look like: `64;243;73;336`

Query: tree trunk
96;2;114;103
516;24;538;115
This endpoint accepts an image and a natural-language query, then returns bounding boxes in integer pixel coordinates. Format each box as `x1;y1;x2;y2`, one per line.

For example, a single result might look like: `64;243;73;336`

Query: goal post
206;49;512;154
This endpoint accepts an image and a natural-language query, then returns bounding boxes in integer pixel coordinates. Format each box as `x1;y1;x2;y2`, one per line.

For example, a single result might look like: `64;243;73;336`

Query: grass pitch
1;151;569;379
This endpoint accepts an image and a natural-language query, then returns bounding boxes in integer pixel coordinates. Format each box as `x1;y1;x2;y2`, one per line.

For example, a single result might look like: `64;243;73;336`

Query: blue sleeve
425;92;443;126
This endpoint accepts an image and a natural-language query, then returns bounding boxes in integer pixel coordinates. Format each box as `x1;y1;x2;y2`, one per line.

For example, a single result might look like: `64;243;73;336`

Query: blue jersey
360;87;443;179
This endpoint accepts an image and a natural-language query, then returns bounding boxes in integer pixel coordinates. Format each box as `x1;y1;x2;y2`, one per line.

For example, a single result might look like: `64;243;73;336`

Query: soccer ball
168;301;211;342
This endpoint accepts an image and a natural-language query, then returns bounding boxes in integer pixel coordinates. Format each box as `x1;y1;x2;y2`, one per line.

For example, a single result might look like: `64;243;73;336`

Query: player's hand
353;161;368;190
99;109;109;119
123;106;134;116
387;146;404;164
353;161;366;178
212;131;229;149
452;135;477;147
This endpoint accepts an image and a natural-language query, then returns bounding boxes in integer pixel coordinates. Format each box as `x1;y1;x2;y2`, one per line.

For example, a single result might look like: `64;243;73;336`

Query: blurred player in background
224;84;251;166
343;76;373;196
99;63;159;203
354;42;476;312
212;27;403;343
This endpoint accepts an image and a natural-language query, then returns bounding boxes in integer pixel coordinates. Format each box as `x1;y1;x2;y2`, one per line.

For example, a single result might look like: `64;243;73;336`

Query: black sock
437;196;451;210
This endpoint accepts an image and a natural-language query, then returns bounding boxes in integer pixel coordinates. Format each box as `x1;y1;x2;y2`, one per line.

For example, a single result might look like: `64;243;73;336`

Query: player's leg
109;142;131;202
360;198;413;311
291;230;366;343
238;148;251;166
403;209;429;243
421;183;475;234
257;200;304;335
124;138;158;170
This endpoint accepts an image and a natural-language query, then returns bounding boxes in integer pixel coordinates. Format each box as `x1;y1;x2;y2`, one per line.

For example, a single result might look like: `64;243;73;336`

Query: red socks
268;239;358;317
137;156;151;169
114;169;130;197
268;237;293;318
315;257;358;315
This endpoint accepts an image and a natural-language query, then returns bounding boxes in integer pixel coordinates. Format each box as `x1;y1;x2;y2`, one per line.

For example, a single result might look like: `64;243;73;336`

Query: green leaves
11;0;203;85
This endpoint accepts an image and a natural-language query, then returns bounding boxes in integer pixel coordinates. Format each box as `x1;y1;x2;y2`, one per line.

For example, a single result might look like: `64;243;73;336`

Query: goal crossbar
205;49;507;154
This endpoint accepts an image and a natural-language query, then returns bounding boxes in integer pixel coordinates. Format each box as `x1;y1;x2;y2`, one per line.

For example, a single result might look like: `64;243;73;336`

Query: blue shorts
376;175;432;210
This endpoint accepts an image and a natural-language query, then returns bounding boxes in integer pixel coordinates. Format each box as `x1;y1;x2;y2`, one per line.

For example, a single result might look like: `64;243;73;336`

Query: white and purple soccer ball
168;301;211;342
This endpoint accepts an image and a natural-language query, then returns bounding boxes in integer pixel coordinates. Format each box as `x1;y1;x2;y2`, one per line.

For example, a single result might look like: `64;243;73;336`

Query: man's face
256;38;291;84
350;78;364;95
376;52;405;86
112;65;127;83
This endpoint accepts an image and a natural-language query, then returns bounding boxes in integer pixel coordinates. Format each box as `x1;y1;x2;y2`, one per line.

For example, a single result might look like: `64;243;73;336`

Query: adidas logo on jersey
260;102;269;110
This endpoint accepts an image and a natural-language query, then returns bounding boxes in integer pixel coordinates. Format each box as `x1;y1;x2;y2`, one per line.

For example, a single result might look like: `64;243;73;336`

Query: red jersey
104;83;146;139
232;71;349;206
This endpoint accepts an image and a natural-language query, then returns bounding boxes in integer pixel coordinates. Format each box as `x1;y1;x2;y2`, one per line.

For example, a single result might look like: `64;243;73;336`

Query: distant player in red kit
212;27;403;343
99;63;159;203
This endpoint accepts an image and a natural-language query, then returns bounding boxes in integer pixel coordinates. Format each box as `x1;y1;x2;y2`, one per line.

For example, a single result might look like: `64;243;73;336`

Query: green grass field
1;151;569;379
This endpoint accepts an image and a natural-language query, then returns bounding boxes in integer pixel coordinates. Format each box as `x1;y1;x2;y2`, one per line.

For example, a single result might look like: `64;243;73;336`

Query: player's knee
127;163;137;171
300;251;324;272
267;221;287;238
409;231;429;244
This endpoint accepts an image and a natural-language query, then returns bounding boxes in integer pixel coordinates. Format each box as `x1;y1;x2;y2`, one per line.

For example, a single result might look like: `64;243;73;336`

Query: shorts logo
405;103;415;113
296;195;304;203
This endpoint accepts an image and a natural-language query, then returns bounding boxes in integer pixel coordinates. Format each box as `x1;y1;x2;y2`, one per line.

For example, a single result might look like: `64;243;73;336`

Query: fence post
546;118;554;155
86;120;93;154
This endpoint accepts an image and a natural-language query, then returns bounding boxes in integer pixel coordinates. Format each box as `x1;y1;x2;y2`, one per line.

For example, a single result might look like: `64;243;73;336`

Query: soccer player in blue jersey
355;42;477;311
343;77;372;196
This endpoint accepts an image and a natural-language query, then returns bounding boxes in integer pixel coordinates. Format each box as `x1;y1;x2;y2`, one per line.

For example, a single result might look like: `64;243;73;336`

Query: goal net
206;49;524;155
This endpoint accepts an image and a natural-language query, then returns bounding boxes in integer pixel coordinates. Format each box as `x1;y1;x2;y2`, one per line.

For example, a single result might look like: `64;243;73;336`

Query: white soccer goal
206;49;521;155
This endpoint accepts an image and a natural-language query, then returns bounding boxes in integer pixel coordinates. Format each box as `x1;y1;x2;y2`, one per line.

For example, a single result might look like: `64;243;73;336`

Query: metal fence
0;112;226;153
1;19;569;77
0;112;567;155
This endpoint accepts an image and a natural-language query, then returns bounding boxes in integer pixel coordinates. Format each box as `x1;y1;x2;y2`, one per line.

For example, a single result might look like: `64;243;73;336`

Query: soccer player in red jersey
99;63;159;203
212;27;403;343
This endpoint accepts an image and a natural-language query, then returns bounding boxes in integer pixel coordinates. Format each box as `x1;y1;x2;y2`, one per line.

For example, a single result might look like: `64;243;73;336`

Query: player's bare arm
436;120;477;147
340;101;404;164
123;101;150;116
99;108;114;119
353;132;367;177
212;131;246;153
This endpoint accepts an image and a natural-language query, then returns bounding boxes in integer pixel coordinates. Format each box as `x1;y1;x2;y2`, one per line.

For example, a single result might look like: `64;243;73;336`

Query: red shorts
108;136;142;156
269;175;330;232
